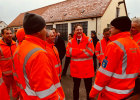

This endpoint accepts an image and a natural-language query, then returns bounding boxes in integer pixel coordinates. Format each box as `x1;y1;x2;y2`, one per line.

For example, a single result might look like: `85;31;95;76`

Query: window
71;21;88;35
46;25;53;30
56;23;68;40
116;7;120;18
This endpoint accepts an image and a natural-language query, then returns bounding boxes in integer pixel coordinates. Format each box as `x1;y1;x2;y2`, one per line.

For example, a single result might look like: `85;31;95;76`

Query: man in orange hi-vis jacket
0;28;18;99
89;16;140;100
66;24;94;100
45;30;64;98
12;28;26;100
131;17;140;47
46;30;62;79
95;28;110;66
129;17;140;100
13;13;65;100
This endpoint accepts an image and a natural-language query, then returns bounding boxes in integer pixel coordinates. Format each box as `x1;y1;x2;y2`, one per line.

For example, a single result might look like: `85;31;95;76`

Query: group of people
0;12;140;100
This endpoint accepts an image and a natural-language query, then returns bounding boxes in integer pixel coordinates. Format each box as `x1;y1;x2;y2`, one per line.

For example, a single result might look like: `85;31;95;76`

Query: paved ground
60;56;96;100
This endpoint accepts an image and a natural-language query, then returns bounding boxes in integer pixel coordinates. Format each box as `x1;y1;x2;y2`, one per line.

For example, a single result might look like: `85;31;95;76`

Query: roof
8;6;48;27
8;0;111;27
0;21;7;25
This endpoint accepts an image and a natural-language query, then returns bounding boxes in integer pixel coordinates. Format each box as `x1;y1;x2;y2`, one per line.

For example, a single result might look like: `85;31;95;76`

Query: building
0;21;7;36
8;0;127;40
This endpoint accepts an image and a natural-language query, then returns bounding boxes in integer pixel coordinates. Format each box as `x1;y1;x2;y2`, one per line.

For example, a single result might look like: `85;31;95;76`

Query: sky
0;0;140;25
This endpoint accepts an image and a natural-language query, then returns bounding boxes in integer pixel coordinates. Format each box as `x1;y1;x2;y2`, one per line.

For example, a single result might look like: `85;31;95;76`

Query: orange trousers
2;74;18;98
0;82;10;100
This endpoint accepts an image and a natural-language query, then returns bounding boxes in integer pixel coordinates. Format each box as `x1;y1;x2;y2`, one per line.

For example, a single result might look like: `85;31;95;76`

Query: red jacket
66;33;94;78
0;39;16;75
95;38;110;63
90;32;140;100
13;35;65;100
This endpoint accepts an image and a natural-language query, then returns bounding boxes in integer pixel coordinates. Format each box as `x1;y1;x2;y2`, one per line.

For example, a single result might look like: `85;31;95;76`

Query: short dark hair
1;27;10;34
73;24;83;31
69;33;73;37
91;30;96;35
103;28;110;33
52;28;58;33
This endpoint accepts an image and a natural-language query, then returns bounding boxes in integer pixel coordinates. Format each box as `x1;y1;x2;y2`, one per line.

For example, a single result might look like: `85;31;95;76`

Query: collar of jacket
45;41;54;48
0;39;16;46
25;35;46;49
132;32;140;41
109;32;130;41
73;33;87;42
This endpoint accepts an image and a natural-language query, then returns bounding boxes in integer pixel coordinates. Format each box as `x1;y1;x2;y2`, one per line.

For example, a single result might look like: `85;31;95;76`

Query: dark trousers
73;77;92;100
62;57;71;75
93;55;97;72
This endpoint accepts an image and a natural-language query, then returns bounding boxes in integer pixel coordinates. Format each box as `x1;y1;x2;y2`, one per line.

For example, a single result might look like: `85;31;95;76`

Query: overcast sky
0;0;140;25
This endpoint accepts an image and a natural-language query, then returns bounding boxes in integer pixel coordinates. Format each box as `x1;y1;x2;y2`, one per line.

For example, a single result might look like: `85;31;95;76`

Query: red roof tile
8;0;111;27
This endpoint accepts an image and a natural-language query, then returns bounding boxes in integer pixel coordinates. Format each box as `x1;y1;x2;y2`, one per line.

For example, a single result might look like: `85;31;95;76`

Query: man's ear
1;33;4;37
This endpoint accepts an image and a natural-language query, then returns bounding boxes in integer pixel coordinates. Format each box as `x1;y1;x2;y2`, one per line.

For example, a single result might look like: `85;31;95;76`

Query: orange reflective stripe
35;85;56;98
22;47;58;98
98;40;139;79
99;41;103;55
93;83;103;91
55;63;61;68
105;86;134;94
99;67;138;79
83;49;91;57
95;51;99;53
137;39;140;44
113;41;127;73
13;50;19;58
23;47;46;96
69;47;72;57
69;40;72;43
0;77;4;85
2;70;12;74
55;82;61;89
96;54;100;57
0;57;12;61
0;47;4;57
13;72;18;78
71;57;92;61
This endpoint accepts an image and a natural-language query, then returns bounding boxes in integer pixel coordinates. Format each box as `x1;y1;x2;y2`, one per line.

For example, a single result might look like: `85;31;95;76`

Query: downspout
96;17;98;33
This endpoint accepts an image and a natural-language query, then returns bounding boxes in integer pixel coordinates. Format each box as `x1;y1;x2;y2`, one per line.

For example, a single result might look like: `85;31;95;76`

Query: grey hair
46;29;51;37
132;17;140;26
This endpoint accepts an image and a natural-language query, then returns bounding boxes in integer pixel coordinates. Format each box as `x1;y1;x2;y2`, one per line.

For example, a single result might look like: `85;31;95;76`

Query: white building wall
0;21;7;35
100;0;127;39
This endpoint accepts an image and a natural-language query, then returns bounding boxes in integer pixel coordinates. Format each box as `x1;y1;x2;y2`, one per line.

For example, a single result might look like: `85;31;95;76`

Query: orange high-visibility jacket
13;35;65;100
0;69;10;100
0;39;17;75
66;33;94;78
132;32;140;47
45;42;62;79
90;32;140;100
95;38;110;63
